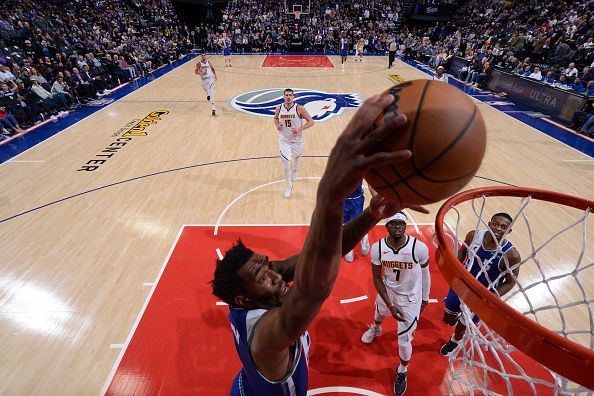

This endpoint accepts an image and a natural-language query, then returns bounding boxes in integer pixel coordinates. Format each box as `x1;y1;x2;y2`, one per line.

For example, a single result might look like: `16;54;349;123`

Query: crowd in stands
1;0;593;137
401;0;593;93
0;0;193;139
193;0;402;54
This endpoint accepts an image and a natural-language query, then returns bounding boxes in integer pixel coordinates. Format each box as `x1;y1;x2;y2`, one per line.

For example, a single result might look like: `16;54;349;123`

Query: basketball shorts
443;287;480;324
279;137;303;162
201;77;214;94
340;49;347;57
375;288;421;340
223;48;231;57
343;195;364;223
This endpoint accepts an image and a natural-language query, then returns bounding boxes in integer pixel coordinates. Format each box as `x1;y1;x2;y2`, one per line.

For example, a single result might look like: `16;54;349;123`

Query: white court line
100;225;185;396
214;177;321;235
307;386;384;396
216;248;223;260
216;301;228;306
109;344;124;349
142;282;154;287
429;298;438;303
6;160;46;163
340;295;368;304
561;159;594;162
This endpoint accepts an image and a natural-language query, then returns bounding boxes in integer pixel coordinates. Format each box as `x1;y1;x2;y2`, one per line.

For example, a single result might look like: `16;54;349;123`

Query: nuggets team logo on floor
230;88;363;122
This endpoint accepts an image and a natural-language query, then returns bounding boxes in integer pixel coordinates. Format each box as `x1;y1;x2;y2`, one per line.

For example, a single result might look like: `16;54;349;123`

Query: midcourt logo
230;88;363;122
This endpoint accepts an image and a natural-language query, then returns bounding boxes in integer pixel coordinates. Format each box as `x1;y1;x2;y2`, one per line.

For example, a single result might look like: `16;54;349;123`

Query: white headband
385;212;407;224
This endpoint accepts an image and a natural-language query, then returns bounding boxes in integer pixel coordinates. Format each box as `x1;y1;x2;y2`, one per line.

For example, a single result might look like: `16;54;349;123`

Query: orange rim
435;186;594;389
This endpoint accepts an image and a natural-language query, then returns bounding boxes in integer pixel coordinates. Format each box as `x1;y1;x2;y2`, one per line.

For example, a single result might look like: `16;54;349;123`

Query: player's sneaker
212;110;216;116
284;183;292;198
361;235;370;256
394;372;407;396
361;323;382;344
291;168;297;182
345;251;354;263
439;340;458;356
207;95;210;101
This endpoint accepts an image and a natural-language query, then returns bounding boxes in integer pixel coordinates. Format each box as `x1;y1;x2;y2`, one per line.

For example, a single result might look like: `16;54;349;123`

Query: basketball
365;79;487;205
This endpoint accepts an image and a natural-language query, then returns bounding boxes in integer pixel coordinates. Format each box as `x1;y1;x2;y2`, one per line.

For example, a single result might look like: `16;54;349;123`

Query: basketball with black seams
365;79;487;205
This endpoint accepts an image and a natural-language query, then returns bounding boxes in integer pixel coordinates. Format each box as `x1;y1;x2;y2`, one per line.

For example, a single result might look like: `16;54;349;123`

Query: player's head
211;239;289;309
385;212;407;239
283;88;295;104
200;50;207;61
488;212;513;241
436;65;444;74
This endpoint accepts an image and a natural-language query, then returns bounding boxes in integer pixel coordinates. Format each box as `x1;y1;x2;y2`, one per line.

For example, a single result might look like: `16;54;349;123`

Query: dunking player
340;33;348;69
439;212;521;356
195;51;217;116
211;92;429;396
343;181;375;262
273;88;314;198
360;212;431;396
220;32;232;67
355;37;365;62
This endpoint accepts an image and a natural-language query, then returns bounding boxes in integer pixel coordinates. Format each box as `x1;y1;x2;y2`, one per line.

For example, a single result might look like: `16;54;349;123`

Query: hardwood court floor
0;55;592;395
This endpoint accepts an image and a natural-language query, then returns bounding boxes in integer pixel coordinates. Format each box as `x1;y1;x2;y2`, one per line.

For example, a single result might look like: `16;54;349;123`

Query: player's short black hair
210;239;254;306
284;88;294;94
200;49;206;55
492;212;513;223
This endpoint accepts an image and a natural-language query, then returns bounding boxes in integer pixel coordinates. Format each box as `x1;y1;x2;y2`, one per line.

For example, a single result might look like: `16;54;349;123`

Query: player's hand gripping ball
364;79;487;205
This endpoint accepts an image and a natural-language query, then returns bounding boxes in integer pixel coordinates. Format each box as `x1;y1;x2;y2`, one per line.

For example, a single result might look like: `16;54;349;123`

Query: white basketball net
438;193;593;395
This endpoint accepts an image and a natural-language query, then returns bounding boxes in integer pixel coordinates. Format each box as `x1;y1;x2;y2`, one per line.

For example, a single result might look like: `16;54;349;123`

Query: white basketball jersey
371;236;429;296
199;60;213;79
278;104;303;141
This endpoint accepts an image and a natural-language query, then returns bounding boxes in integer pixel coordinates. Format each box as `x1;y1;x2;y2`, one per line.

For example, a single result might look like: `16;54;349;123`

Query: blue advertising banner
487;69;587;122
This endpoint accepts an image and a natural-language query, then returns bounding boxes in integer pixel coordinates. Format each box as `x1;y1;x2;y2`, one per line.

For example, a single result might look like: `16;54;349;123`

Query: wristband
387;303;394;309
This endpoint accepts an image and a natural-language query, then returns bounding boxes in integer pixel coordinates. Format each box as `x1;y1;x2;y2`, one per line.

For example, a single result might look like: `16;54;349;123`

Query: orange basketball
365;79;487;206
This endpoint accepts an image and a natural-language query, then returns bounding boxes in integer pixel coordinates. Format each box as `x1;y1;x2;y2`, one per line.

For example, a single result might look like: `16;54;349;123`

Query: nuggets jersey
463;230;514;289
371;236;429;296
278;104;303;142
228;308;310;396
199;60;213;79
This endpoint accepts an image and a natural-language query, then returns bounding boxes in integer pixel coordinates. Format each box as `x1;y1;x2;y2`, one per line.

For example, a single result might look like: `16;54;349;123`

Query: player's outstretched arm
251;93;413;376
271;196;428;282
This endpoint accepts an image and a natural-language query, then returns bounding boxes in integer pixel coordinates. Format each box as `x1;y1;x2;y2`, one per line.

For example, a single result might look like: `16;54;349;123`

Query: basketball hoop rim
435;186;594;389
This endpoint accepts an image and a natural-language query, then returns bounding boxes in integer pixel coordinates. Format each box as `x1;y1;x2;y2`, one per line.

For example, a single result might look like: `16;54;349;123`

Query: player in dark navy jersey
440;212;522;356
211;92;428;396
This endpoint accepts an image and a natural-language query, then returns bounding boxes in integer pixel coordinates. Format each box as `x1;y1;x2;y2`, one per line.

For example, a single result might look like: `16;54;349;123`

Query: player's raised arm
251;94;412;365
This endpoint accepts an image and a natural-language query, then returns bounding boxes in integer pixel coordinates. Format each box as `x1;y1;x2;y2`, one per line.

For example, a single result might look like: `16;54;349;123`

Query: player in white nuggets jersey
195;51;217;116
273;88;314;198
361;212;430;396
